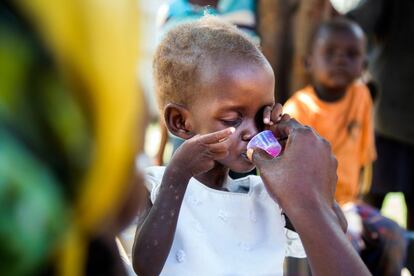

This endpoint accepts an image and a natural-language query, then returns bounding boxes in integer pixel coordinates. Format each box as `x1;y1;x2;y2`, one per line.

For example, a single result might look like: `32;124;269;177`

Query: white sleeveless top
145;166;305;276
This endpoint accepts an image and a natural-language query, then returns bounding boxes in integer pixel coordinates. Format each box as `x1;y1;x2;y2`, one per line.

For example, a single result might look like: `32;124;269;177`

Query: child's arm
132;128;234;276
132;167;192;276
249;117;370;276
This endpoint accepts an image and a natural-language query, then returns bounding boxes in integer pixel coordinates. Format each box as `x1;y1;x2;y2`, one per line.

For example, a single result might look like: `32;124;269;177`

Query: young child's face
309;29;365;91
187;60;275;173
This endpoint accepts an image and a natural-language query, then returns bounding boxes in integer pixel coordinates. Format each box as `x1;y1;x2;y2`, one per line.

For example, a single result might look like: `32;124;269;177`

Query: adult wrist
283;199;336;229
291;205;339;236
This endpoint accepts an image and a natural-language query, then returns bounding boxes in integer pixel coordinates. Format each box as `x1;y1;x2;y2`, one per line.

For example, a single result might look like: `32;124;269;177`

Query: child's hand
169;127;235;179
262;103;291;146
262;103;283;126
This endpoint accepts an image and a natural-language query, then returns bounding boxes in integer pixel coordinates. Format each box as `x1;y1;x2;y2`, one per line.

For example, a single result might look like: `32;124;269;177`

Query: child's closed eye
220;118;242;127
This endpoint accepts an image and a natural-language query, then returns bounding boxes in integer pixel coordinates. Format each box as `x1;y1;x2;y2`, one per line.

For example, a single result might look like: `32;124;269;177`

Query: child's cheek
225;132;239;154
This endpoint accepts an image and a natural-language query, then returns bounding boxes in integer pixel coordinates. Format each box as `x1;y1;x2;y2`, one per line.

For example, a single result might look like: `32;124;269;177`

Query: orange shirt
284;82;376;205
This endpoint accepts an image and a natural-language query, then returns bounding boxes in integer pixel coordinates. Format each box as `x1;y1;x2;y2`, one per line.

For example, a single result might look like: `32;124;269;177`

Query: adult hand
262;103;283;126
248;117;370;275
248;117;338;221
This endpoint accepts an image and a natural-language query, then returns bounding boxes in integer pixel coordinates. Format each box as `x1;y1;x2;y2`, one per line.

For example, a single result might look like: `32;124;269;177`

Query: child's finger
271;103;283;123
263;105;273;125
208;138;232;154
211;149;230;160
199;127;235;144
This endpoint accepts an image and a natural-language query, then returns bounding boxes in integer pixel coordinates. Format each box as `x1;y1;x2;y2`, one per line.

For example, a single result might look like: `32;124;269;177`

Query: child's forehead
311;30;365;54
317;27;364;45
201;57;271;83
193;59;275;106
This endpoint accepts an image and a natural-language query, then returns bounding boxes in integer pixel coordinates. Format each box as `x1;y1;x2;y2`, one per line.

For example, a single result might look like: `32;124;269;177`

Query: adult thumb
247;148;274;169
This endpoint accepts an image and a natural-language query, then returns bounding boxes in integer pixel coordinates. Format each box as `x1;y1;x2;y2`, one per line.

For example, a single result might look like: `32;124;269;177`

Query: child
284;18;406;275
132;17;370;275
154;0;259;183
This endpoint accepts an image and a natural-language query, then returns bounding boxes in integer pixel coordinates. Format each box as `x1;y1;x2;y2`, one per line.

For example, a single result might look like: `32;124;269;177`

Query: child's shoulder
286;86;316;105
291;86;315;99
284;86;317;117
349;81;368;91
349;81;373;105
144;165;166;179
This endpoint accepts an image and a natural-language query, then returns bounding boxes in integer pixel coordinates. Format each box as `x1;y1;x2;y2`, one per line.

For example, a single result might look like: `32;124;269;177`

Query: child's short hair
307;17;365;54
153;16;266;112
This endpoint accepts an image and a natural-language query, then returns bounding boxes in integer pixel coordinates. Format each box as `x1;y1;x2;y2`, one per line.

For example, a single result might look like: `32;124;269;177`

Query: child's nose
333;52;347;65
241;121;259;142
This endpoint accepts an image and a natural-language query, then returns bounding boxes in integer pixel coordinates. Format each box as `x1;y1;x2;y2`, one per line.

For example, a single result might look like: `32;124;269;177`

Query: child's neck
314;84;348;103
194;162;229;190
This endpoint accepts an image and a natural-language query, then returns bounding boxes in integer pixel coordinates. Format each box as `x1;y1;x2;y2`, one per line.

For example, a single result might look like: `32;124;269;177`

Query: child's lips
241;152;251;162
330;68;350;77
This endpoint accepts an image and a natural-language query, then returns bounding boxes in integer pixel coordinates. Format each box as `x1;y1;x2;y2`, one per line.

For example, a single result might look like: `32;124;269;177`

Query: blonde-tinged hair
153;16;266;113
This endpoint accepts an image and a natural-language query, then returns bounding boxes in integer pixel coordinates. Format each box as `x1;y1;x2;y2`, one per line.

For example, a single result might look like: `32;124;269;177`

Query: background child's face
309;29;365;90
188;60;275;173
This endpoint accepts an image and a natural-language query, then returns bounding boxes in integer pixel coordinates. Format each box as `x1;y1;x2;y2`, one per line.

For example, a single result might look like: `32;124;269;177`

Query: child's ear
163;103;194;140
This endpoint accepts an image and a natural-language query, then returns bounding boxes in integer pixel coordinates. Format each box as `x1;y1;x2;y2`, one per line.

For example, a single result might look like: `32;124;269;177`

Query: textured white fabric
144;166;305;275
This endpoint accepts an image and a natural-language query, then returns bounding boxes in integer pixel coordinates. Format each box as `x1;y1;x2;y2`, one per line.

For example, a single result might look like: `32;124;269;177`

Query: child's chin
230;163;256;174
329;79;351;90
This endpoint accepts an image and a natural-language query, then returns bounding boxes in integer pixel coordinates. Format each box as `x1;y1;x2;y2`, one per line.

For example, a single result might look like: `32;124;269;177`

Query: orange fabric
284;83;376;205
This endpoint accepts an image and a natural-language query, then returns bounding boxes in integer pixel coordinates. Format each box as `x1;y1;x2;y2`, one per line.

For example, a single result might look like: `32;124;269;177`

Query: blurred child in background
347;0;414;231
284;18;406;276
